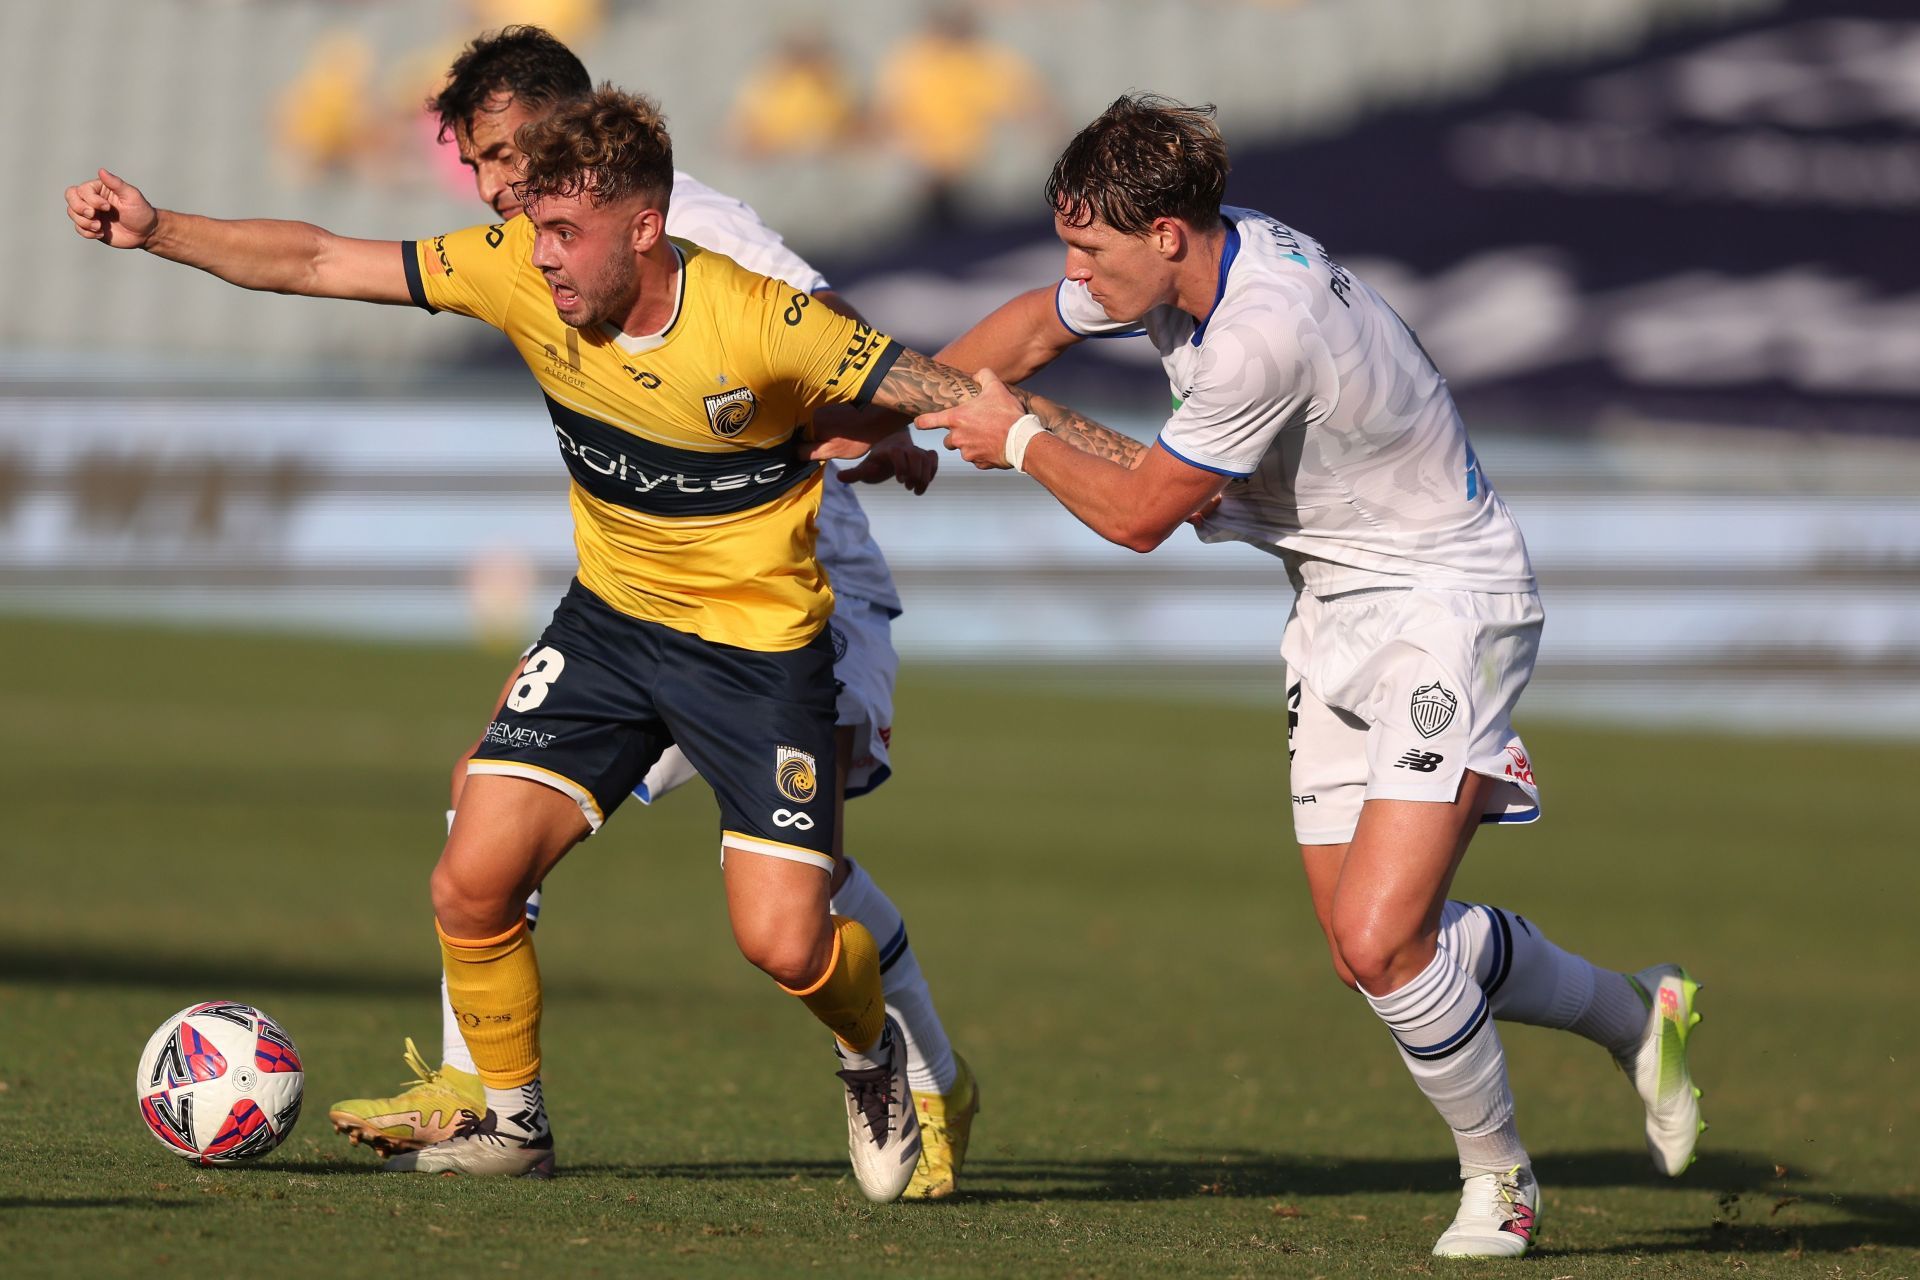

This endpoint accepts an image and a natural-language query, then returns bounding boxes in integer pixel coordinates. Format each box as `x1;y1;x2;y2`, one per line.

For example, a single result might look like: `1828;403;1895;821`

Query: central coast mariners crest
703;386;758;438
1410;680;1458;739
775;745;817;804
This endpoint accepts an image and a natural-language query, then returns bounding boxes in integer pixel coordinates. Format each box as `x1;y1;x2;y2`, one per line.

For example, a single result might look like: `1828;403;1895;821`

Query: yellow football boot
902;1054;979;1200
327;1038;485;1156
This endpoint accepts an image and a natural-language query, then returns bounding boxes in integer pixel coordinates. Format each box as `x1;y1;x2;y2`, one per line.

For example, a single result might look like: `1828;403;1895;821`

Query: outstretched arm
933;285;1081;385
65;169;411;303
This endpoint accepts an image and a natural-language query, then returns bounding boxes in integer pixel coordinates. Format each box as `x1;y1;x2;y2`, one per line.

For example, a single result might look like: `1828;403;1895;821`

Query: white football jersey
666;172;902;615
1056;206;1535;597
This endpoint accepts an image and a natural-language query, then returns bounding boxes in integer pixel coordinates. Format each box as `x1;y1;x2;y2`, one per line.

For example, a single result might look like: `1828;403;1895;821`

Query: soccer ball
135;1001;304;1164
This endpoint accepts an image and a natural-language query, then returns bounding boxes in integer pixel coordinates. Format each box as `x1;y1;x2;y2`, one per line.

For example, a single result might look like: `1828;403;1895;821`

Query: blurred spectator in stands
876;8;1051;229
728;32;862;160
466;0;604;45
273;32;378;183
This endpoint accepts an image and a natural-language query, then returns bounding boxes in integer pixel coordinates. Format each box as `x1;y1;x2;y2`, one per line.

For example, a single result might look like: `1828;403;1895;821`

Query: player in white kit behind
919;94;1706;1256
323;27;978;1200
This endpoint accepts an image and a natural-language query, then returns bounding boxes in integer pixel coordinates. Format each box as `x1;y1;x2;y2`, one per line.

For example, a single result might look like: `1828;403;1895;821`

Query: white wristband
1003;413;1047;473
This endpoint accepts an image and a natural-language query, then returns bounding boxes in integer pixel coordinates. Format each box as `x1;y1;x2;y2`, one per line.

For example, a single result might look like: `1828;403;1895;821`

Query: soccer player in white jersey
320;28;979;1199
918;95;1706;1256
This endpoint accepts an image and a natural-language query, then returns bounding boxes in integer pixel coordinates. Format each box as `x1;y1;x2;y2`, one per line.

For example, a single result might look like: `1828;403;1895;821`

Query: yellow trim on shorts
722;829;834;873
467;759;605;832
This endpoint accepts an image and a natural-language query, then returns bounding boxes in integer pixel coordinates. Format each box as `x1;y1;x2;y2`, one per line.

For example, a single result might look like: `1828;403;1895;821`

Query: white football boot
382;1107;555;1178
835;1015;921;1203
1619;963;1706;1176
1432;1164;1539;1257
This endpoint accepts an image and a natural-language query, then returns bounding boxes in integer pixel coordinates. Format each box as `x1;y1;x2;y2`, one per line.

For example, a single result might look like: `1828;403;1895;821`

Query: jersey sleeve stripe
849;340;903;408
1053;280;1146;339
400;241;436;314
1155;436;1252;478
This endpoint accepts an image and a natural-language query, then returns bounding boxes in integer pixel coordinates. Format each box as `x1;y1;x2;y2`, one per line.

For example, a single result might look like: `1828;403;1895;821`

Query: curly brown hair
513;85;674;208
1044;94;1229;235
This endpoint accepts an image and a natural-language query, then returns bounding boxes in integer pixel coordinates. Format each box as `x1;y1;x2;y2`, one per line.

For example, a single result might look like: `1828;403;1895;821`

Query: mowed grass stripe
1;616;1915;1277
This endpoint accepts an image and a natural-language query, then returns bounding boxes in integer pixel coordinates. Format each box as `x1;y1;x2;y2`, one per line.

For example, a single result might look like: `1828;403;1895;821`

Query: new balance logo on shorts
1395;750;1445;773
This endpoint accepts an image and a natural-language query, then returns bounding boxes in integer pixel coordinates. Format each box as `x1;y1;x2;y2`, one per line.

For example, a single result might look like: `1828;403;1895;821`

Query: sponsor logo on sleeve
825;325;884;390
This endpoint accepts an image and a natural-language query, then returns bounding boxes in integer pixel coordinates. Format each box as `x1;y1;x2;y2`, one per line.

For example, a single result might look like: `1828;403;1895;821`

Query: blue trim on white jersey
1054;280;1148;339
1189;218;1243;346
1156;436;1252;478
1481;805;1541;825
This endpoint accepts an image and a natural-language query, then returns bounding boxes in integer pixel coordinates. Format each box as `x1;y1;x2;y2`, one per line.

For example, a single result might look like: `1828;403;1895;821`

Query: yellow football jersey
404;216;898;651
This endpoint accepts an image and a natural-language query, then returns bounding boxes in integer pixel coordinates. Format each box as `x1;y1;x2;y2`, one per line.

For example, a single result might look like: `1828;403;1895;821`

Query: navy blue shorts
468;580;839;870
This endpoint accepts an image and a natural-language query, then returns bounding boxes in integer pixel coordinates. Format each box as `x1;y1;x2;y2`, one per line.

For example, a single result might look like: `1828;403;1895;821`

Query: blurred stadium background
5;0;1918;735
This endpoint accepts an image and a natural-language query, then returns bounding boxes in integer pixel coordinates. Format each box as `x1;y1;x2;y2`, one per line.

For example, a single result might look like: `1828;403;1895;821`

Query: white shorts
634;594;898;805
1283;586;1543;846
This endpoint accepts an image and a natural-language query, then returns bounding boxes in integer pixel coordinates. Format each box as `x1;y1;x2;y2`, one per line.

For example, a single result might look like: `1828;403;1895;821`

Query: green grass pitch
1;616;1915;1278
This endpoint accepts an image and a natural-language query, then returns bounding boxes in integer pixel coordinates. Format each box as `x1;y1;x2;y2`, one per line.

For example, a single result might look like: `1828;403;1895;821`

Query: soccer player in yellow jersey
66;86;1114;1197
315;27;974;1203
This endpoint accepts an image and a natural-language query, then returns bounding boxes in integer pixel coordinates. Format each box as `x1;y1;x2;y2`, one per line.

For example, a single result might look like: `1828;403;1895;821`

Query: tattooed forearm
876;346;1148;468
1017;394;1149;469
872;348;982;417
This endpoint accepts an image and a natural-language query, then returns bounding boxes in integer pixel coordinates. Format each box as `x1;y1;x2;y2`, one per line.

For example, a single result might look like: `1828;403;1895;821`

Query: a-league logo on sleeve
1410;681;1458;739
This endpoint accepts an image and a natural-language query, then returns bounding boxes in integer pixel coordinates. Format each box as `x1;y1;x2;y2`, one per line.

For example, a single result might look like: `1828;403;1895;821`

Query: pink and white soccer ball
134;1001;304;1164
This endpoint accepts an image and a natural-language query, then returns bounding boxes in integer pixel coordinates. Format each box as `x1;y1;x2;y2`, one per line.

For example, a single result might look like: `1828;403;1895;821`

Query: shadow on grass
0;942;621;1001
565;1148;1917;1257
0;1197;193;1210
568;1148;1779;1198
1549;1187;1920;1260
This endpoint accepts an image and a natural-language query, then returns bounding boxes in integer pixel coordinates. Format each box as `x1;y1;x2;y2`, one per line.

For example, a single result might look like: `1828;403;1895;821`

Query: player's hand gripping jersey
405;217;899;651
1056;207;1536;598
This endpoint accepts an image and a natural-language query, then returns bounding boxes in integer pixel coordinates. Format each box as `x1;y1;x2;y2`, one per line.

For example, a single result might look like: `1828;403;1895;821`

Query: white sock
834;1019;890;1073
481;1078;549;1140
831;857;957;1094
1438;901;1647;1058
440;975;478;1074
1364;942;1528;1178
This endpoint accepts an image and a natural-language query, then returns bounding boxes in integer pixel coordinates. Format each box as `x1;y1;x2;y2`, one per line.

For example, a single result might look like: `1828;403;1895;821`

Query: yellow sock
780;915;885;1054
437;919;542;1089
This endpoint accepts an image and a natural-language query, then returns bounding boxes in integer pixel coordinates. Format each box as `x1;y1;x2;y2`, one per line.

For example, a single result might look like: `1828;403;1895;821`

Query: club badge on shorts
1410;680;1458;739
703;386;758;438
775;745;817;804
